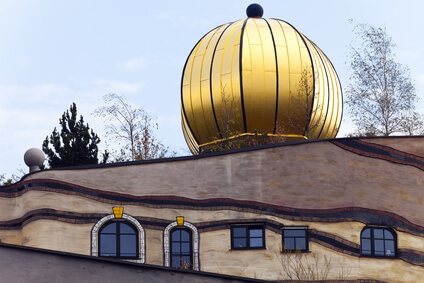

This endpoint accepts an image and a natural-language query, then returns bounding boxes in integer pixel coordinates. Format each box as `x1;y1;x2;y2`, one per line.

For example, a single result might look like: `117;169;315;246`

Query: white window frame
163;221;199;271
91;213;145;263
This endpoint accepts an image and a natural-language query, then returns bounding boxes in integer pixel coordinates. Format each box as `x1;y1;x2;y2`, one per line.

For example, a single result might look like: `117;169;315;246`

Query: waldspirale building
1;4;423;283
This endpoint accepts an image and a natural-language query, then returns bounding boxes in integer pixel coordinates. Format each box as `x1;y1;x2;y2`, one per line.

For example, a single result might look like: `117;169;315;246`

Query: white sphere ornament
24;148;45;172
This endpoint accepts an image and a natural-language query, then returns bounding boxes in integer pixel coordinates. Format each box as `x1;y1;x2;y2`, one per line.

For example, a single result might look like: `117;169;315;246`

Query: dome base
199;133;307;154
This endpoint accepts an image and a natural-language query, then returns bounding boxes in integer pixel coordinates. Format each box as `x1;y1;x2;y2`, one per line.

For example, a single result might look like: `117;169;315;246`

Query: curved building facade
1;137;424;282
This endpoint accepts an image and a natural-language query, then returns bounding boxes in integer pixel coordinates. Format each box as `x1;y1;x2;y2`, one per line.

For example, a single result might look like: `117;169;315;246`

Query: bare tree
347;22;420;136
400;111;424;136
283;68;321;139
219;85;241;141
94;94;173;162
206;85;280;153
276;250;350;282
0;168;26;185
207;75;324;153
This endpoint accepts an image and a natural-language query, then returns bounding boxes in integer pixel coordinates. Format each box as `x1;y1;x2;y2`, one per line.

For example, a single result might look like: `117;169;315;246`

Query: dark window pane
250;237;263;247
101;223;117;234
172;230;180;241
99;221;140;259
374;239;384;253
362;228;370;238
181;230;190;241
181;256;192;268
385;241;395;256
250;229;263;238
284;238;295;250
120;234;136;256
361;227;397;258
100;234;116;256
374;229;384;239
284;230;306;237
362;239;371;254
362;250;372;255
181;243;190;253
171;256;182;268
233;227;246;237
375;250;385;256
170;228;192;268
172;242;180;253
233;238;247;248
296;238;306;250
120;223;136;234
384;230;394;240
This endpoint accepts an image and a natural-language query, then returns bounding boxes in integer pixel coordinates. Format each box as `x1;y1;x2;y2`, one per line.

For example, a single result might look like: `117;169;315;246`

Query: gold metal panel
286;29;308;135
182;24;230;147
195;27;224;144
182;42;199;138
318;47;338;138
270;20;292;132
205;21;245;139
192;25;230;144
300;34;342;139
242;19;276;133
191;53;208;137
183;35;208;145
219;21;244;135
284;26;312;135
313;41;342;138
303;36;325;139
182;110;199;154
231;40;241;121
295;34;314;137
315;45;330;139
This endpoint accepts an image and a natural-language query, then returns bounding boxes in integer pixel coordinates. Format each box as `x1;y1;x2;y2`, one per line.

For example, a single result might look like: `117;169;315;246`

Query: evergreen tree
42;103;103;168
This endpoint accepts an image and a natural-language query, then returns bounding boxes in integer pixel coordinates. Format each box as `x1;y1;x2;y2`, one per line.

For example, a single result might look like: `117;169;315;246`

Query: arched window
91;213;145;263
99;221;138;258
170;228;192;269
361;227;396;257
164;220;199;271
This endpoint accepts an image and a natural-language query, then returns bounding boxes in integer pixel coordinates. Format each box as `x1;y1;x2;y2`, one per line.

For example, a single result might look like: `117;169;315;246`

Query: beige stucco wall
1;137;423;281
24;138;424;227
2;215;423;282
21;220;92;255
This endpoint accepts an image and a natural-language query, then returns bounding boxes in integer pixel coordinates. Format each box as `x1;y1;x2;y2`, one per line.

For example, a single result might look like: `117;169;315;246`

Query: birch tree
347;22;420;136
94;94;172;161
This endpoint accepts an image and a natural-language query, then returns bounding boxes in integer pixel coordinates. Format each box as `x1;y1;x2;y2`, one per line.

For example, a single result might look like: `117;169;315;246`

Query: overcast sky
1;0;424;176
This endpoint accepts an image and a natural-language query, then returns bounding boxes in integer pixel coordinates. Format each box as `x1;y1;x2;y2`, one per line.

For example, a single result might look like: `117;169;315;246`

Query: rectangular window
282;227;308;252
231;224;265;249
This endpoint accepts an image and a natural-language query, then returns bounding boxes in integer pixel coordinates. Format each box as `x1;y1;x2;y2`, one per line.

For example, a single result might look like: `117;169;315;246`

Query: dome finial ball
246;3;263;18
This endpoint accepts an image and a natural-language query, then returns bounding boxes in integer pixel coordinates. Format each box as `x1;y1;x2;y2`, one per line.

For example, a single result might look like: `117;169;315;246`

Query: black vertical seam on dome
309;41;330;138
239;19;248;133
181;30;214;147
318;44;343;137
182;118;198;154
264;19;279;134
209;23;234;140
273;19;316;138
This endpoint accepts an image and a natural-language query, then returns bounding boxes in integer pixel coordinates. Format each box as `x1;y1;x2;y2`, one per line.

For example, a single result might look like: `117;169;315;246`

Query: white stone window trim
91;213;145;264
164;221;199;271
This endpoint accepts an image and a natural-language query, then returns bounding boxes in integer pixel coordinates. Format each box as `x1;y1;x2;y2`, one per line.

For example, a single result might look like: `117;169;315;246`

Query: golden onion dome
181;4;342;154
